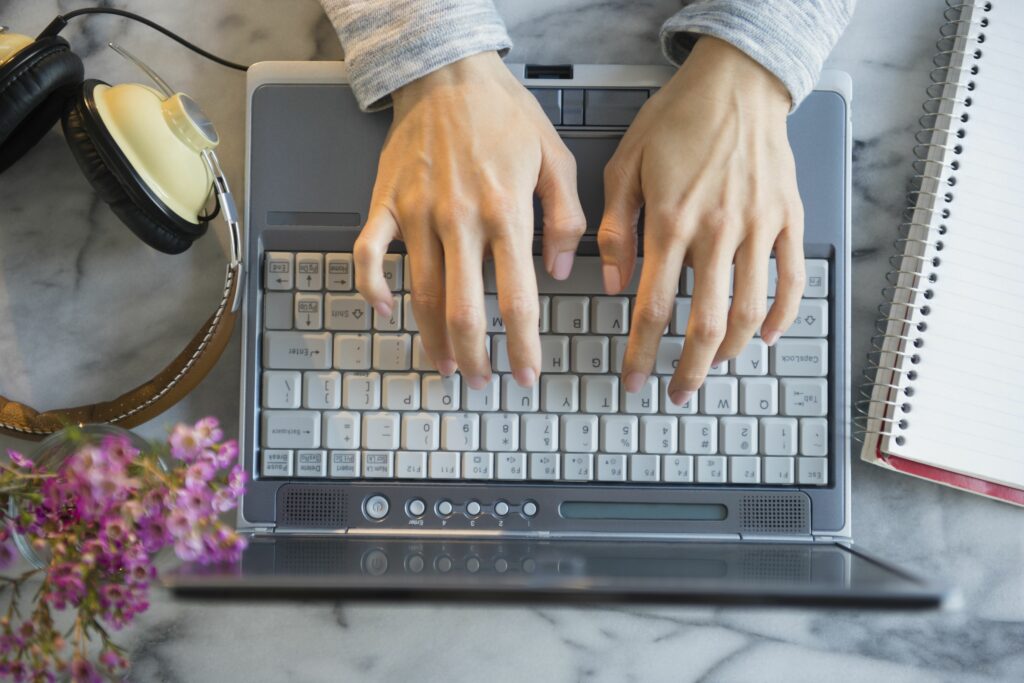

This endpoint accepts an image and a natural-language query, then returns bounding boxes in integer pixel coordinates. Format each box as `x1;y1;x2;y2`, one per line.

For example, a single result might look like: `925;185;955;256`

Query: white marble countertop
2;1;1022;681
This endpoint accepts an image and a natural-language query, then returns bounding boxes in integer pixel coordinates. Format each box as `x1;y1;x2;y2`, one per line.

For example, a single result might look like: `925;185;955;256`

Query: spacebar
484;256;641;295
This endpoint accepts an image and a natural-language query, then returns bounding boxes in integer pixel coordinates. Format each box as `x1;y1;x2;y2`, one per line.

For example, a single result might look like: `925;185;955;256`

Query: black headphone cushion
62;92;198;255
0;37;84;173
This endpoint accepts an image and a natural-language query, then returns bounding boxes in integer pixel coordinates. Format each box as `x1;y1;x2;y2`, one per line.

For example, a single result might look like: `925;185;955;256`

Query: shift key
264;331;331;369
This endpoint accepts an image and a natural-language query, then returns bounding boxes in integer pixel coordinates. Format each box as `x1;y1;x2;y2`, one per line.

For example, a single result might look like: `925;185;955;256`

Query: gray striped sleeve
661;0;855;109
318;0;512;111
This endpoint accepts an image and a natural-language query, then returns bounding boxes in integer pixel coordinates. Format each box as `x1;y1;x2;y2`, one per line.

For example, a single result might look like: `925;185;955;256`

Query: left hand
597;36;806;406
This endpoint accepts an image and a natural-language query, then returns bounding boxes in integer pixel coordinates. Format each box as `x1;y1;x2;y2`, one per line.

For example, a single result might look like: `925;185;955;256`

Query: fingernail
374;301;392;318
603;264;621;294
437;359;457;376
624;372;646;393
669;389;694;407
513;367;537;387
466;375;489;391
763;330;781;346
551;251;575;281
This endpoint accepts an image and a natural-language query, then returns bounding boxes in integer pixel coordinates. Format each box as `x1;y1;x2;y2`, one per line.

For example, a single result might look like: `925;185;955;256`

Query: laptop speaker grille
738;495;809;535
278;485;348;529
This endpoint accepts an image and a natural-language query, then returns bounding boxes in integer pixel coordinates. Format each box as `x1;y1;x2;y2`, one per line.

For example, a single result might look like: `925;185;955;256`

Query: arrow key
296;252;324;290
294;292;323;330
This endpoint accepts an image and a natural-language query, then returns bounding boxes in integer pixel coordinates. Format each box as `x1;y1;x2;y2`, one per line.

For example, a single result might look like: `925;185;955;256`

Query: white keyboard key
730;456;761;484
773;339;827;376
496;452;527;480
734;339;769;376
442;413;480;451
422;374;460;411
342;372;381;410
264;331;331;370
681;416;718;455
482;413;519;451
373;333;412;371
296;450;327;477
363;451;394;478
552;296;589;333
540;335;570;373
800;418;829;456
491;335;512;372
402;412;440;450
563;453;594;481
538;296;551;333
529;452;560;480
429;451;461;479
396;450;428;479
412;334;434;371
334;333;372;370
325;253;353;291
798;457;828;485
561;414;598;452
610;336;628;373
572;336;609;373
485;256;640;295
629;454;660;482
295;252;323;290
592;297;629;334
600;415;638;453
261;449;293;476
785;299;828;337
484;295;505;332
382;254;403;291
659;377;696;415
294;293;323;330
374;294;402;331
760;417;798;456
382;372;420;410
781;378;828;416
262;370;301;409
329;450;360;478
623;375;658;414
265;252;293;291
764;456;795;484
655;337;684;375
464;375;500;411
640;415;678;454
582;375;619;413
363;412;400;450
502;374;539;412
663;455;694;482
324;411;360;449
303;370;341;409
325;294;371;331
262;410;320;449
671;298;691;335
696;455;727;483
542;375;579;413
463;452;494;480
707;360;729;376
263;291;293;330
721;417;758;455
804;259;828;298
403;294;418;332
522;414;558;452
701;377;738;415
740;377;778;416
597;453;627;482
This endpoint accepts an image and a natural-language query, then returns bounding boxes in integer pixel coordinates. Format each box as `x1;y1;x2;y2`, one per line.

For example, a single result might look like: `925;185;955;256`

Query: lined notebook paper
860;0;1024;504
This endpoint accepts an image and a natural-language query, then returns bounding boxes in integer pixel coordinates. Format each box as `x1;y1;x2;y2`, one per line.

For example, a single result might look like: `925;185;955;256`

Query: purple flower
6;450;33;469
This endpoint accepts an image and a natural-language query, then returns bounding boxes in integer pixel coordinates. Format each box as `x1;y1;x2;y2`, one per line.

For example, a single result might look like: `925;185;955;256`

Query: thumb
537;143;586;281
596;157;642;295
353;206;401;317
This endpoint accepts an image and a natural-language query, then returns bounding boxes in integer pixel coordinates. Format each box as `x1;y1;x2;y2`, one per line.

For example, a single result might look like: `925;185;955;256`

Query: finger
353;206;400;318
597;155;643;294
537;140;587;280
407;230;456;376
715;237;769;362
762;224;806;345
491;231;541;386
443;237;491;389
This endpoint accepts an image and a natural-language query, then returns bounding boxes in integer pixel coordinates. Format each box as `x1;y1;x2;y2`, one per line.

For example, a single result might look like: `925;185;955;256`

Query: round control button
408;498;426;517
436;555;454;573
361;549;389;575
494;501;510;517
437;500;454;516
466;500;482;516
466;556;481;573
406;554;425;574
494;558;509;573
365;495;389;520
522;501;538;518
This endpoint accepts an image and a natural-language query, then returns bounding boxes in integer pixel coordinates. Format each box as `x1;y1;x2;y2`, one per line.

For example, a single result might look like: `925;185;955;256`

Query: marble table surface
2;0;1022;680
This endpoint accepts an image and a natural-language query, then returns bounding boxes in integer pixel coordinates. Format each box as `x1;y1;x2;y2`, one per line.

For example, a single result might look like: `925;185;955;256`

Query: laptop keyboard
257;251;830;487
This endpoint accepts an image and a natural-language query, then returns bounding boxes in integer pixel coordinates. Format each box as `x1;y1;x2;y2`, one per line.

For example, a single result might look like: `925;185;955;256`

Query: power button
365;495;389;520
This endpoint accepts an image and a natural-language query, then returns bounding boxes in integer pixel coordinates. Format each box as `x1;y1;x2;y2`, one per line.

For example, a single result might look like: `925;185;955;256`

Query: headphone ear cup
0;37;84;173
61;85;200;255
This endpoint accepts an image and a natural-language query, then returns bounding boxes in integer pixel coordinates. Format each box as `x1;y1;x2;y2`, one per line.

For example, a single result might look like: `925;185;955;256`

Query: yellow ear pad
0;32;35;66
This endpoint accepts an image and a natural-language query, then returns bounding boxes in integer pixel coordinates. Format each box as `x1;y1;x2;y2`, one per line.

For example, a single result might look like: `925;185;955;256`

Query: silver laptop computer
168;62;947;607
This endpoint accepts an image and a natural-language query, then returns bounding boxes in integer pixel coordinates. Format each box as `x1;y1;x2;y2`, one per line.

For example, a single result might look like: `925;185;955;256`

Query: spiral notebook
860;0;1024;506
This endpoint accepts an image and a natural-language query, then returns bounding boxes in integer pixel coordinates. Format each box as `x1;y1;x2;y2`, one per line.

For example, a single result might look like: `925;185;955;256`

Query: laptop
167;62;949;607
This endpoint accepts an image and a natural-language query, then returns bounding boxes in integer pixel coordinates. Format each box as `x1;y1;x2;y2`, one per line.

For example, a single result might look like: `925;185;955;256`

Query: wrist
682;36;791;114
393;51;508;112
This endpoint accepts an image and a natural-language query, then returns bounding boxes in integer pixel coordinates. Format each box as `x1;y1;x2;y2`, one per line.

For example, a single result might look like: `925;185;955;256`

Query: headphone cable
38;7;250;72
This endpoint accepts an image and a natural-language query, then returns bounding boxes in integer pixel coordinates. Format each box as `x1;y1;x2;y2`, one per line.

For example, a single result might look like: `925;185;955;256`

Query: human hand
598;36;805;405
354;52;586;388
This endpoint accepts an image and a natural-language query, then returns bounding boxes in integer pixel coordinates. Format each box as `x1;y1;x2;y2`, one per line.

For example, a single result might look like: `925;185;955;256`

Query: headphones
0;11;245;440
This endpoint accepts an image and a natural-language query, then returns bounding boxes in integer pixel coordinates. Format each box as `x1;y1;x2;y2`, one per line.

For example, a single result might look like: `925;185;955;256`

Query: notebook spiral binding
854;0;990;444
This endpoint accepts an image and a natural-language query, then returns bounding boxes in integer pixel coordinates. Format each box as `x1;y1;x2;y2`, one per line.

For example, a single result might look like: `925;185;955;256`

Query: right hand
355;51;586;389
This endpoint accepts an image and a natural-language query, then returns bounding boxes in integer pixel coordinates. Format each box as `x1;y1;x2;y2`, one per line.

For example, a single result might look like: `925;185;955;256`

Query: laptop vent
738;495;809;535
277;485;348;529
